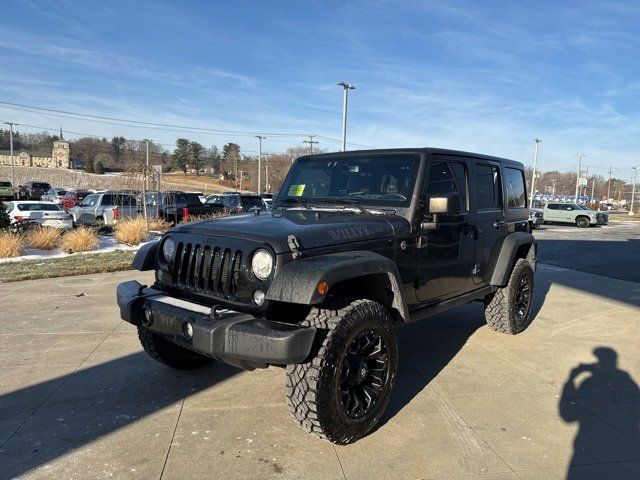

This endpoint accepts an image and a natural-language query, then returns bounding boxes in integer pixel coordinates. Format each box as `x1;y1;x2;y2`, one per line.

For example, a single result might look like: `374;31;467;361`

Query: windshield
278;154;419;208
17;203;61;212
32;183;51;189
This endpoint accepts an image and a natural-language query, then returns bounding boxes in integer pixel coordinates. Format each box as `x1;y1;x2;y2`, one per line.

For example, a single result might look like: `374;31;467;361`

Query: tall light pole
3;122;16;188
529;138;541;208
629;167;637;216
574;154;586;201
337;81;355;152
255;135;265;194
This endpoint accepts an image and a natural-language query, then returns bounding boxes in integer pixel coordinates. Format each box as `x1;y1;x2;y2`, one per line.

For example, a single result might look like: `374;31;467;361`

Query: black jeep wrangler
117;148;537;444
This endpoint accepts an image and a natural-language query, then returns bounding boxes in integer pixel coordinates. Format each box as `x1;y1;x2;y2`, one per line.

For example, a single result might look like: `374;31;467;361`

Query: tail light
182;207;190;219
15;215;25;221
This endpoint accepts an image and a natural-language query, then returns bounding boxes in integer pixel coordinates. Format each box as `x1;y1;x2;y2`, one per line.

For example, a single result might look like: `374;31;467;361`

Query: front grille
535;212;543;218
172;241;243;297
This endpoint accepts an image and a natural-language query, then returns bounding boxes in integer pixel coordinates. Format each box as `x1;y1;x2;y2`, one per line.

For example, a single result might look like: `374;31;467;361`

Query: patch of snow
0;235;160;264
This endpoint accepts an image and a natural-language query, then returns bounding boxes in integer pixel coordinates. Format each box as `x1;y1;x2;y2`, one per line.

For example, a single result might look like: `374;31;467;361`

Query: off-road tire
576;216;590;228
285;299;398;444
138;327;212;370
484;258;535;335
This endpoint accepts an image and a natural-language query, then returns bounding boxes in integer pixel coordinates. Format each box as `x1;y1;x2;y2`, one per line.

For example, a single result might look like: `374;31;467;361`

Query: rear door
472;160;505;285
416;155;475;302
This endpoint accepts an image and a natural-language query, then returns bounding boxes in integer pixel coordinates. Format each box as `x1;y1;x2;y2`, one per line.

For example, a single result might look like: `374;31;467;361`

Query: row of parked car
528;202;609;229
1;178;273;230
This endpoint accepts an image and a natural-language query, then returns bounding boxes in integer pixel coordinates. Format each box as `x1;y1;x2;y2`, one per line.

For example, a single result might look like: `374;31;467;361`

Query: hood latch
287;235;303;259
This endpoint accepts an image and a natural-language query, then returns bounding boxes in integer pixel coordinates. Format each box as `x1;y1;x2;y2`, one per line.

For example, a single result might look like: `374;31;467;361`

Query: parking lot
0;222;638;480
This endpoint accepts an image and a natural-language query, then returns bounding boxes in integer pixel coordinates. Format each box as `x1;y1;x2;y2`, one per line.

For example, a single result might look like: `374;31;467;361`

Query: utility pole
591;177;595;202
264;153;269;193
255;135;265;194
629;167;637;216
529;138;541;208
3;122;16;187
337;81;356;151
239;170;244;191
142;140;149;230
607;166;614;200
303;135;318;154
575;154;586;201
551;179;556;196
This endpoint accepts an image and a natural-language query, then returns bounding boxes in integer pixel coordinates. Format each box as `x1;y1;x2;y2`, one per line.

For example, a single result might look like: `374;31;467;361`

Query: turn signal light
317;281;329;296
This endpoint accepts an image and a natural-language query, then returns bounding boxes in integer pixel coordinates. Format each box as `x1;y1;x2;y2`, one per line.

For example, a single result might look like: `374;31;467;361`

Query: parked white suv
5;201;73;229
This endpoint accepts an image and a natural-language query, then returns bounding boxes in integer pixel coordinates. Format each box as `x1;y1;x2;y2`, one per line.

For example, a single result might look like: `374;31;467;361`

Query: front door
416;156;476;303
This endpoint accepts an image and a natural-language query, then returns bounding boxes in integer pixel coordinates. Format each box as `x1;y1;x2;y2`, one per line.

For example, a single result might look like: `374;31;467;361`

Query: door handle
493;220;505;228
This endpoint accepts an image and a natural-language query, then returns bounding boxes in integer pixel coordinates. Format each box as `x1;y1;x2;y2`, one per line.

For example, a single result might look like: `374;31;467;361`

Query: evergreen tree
85;157;95;173
95;160;105;174
189;141;205;175
172;138;190;174
0;200;10;230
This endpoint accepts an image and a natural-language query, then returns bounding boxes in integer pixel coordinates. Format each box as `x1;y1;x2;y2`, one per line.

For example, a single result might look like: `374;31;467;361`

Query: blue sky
0;0;639;177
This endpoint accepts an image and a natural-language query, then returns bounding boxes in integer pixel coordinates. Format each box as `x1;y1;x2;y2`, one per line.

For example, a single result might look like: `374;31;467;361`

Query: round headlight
162;237;175;262
251;249;273;280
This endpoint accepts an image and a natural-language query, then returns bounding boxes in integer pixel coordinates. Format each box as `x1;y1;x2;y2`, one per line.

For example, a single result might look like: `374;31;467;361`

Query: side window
101;195;114;206
426;160;468;211
504;167;527;208
476;164;502;210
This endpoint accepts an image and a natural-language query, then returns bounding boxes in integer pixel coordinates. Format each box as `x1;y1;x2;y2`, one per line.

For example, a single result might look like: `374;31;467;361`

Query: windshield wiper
324;198;371;214
278;197;311;210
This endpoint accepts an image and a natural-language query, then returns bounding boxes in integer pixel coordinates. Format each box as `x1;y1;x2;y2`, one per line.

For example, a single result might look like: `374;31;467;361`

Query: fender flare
490;232;536;287
266;251;410;323
132;241;158;271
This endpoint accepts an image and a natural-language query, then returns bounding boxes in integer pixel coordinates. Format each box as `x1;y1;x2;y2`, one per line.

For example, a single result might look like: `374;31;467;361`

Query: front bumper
116;280;316;370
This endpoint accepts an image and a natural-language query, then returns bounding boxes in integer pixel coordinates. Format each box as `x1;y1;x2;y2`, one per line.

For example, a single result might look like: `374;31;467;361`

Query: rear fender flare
489;232;536;287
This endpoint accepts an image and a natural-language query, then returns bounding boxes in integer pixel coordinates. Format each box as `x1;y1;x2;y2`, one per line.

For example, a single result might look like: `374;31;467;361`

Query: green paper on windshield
288;184;305;196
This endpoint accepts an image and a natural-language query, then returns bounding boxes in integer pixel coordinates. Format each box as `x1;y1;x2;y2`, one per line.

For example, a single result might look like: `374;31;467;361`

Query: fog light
183;321;193;339
253;290;266;306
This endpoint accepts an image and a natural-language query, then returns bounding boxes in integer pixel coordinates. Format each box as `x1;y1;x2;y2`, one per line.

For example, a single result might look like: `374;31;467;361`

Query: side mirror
428;192;462;216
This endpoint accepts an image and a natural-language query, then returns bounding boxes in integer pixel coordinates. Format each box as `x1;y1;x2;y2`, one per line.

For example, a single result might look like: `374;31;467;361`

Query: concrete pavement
0;265;638;479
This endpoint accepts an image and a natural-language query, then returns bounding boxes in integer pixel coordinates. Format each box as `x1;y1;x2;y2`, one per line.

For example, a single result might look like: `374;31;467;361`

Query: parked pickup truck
151;192;225;223
70;191;140;226
543;202;606;228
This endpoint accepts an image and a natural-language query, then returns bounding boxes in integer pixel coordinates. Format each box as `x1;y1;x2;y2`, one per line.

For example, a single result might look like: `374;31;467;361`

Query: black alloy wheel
339;330;389;420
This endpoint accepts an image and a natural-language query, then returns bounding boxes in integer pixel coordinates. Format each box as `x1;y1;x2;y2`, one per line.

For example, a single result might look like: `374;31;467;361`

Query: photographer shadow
560;347;640;479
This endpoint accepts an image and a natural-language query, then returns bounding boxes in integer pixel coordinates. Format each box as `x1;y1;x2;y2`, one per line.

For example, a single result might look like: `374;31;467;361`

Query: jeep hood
172;210;411;254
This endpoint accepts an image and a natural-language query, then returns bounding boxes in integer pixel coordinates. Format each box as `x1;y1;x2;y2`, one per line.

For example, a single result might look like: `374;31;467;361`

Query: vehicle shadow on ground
0;352;242;479
559;347;640;480
380;277;552;426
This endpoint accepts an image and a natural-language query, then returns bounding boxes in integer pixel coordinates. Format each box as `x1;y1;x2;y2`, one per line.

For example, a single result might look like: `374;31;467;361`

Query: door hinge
472;264;481;275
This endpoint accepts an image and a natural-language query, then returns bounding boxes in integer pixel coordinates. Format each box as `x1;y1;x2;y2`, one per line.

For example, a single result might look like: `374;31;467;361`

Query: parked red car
62;190;91;211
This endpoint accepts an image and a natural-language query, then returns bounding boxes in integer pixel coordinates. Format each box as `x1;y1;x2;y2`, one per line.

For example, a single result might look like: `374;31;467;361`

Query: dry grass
147;217;171;233
0;232;23;258
114;217;149;246
25;226;63;250
60;227;99;253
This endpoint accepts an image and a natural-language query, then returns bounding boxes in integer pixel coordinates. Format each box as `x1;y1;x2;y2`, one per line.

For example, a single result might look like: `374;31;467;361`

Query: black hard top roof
300;147;524;169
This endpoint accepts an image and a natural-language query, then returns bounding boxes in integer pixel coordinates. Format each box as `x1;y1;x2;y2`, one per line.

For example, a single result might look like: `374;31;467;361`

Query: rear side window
426;161;468;210
17;203;61;211
504;168;527;208
0;181;12;187
33;183;51;189
241;196;264;208
476;164;502;210
101;195;114;206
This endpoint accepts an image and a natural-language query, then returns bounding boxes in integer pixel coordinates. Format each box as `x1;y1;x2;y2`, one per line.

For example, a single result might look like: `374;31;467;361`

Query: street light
337;81;355;152
255;135;265;195
629;167;638;216
529;138;541;208
2;121;17;188
574;154;587;201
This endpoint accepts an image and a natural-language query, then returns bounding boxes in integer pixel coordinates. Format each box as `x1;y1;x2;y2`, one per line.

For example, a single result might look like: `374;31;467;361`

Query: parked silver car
70;192;140;226
40;188;68;206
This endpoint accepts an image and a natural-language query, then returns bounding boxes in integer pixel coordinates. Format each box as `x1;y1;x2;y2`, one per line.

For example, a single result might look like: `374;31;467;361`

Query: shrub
0;232;23;258
60;227;99;253
26;226;63;250
114;217;149;246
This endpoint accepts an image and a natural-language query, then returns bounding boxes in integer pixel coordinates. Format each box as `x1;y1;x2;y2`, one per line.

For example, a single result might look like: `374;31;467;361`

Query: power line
0;100;374;148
